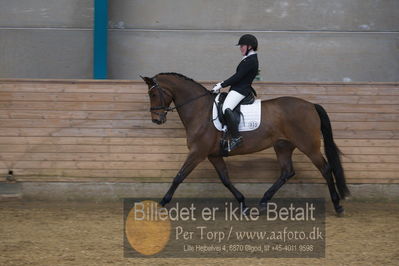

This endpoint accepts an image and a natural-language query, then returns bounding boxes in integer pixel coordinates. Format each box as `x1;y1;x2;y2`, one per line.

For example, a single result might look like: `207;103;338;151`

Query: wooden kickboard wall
0;79;398;184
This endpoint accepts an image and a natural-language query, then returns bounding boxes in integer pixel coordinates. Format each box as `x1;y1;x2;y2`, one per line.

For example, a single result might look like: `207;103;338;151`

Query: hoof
335;207;345;217
259;202;268;212
159;199;167;207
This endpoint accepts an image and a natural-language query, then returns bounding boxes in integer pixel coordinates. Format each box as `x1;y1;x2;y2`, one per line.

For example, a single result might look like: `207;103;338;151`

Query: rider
212;34;259;151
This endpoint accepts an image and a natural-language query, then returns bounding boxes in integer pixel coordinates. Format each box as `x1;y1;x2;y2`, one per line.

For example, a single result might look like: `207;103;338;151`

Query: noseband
148;78;211;120
148;79;175;121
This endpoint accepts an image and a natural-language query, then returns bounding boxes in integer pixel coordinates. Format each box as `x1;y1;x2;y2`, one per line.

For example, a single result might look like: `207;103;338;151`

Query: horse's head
141;76;174;125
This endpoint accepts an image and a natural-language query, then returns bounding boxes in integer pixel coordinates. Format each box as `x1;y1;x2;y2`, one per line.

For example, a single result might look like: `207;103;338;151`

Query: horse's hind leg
208;155;248;211
303;149;344;215
260;140;296;208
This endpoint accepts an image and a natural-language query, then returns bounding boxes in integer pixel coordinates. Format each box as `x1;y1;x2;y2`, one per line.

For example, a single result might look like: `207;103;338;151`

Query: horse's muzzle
152;119;165;125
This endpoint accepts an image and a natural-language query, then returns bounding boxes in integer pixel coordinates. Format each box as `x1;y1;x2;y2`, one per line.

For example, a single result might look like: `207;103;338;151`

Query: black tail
314;104;350;199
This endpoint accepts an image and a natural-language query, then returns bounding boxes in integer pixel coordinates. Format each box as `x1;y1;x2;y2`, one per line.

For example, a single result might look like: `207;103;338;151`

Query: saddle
216;92;255;126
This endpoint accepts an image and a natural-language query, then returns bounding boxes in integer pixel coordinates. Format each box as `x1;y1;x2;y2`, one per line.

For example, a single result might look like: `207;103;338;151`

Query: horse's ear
140;75;154;86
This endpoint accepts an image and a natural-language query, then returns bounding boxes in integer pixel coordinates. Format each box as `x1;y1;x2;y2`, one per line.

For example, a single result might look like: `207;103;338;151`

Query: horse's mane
156;72;208;91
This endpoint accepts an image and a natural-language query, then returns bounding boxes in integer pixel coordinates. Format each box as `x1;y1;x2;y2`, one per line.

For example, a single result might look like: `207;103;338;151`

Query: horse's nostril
152;119;162;125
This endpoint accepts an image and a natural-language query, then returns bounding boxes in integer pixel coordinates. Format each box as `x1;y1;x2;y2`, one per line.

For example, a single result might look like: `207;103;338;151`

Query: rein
149;79;211;117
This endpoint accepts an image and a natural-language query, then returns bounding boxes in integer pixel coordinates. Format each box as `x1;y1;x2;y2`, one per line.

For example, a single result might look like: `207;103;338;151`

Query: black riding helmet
237;34;258;51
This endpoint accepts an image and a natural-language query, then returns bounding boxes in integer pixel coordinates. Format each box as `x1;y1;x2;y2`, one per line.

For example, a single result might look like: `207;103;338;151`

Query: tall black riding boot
224;108;243;151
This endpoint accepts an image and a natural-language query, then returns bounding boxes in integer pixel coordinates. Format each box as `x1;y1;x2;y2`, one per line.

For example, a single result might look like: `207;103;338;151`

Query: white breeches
222;90;246;114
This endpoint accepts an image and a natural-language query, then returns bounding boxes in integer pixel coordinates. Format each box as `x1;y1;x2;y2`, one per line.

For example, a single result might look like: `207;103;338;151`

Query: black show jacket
221;53;259;96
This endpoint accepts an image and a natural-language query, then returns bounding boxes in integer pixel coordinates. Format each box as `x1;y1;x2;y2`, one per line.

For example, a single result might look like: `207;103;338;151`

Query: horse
141;72;350;215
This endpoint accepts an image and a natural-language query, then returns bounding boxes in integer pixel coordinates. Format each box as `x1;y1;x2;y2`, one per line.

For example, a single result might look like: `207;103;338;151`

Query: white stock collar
242;50;257;60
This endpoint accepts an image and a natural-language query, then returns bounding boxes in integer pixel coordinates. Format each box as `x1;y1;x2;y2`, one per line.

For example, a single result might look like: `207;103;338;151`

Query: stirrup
228;136;243;152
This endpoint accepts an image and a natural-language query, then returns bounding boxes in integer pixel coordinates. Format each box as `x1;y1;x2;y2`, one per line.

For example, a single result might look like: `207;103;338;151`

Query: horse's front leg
208;155;248;212
160;151;206;206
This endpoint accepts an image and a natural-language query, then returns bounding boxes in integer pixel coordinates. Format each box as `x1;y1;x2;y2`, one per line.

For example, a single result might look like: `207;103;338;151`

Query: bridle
148;79;174;122
148;78;211;121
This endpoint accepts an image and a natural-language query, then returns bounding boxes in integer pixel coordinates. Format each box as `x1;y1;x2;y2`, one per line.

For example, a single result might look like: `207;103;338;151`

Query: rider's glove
211;82;222;94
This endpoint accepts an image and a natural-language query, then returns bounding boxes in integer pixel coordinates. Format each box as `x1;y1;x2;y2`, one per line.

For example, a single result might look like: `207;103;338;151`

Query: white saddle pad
212;94;261;132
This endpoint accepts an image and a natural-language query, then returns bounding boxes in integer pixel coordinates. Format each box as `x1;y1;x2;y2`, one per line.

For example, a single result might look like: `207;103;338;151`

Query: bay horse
141;73;350;215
